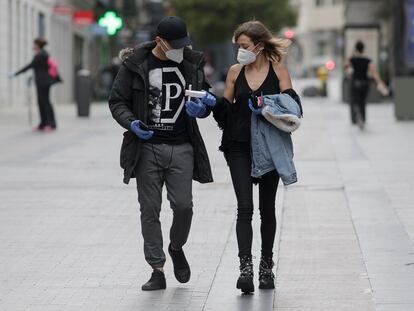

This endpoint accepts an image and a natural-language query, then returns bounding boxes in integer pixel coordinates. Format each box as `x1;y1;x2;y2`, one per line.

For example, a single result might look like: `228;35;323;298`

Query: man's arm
197;57;213;118
108;65;137;130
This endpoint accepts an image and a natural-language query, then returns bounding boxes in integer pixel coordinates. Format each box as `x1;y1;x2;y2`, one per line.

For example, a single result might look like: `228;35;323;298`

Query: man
109;16;215;291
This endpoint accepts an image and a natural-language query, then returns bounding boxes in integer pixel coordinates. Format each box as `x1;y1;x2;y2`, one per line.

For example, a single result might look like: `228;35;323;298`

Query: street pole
393;0;414;120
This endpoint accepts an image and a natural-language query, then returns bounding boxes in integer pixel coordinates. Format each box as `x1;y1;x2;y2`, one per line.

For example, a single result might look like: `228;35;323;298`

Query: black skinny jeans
350;80;369;124
225;143;280;258
37;85;56;128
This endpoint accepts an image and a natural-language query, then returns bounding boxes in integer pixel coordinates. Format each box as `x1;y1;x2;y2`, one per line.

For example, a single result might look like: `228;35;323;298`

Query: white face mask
161;40;184;63
165;48;184;63
237;44;262;65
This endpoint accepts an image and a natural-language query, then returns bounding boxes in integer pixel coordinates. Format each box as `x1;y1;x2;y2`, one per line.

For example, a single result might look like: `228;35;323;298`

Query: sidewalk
276;98;414;310
0;99;413;311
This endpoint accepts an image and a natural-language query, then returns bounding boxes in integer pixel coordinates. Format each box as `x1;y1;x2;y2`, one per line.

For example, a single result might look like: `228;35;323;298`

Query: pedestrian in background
344;41;387;130
109;16;213;291
11;38;60;132
201;20;302;294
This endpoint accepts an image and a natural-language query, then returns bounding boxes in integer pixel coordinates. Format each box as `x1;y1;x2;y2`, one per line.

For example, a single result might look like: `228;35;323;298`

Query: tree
169;0;297;45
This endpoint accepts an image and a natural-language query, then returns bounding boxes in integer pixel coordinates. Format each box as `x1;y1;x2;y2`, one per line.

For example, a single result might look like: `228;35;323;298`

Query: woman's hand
377;82;389;96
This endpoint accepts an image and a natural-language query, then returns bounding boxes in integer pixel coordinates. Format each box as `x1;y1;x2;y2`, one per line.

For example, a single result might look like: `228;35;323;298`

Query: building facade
0;0;94;108
292;0;345;76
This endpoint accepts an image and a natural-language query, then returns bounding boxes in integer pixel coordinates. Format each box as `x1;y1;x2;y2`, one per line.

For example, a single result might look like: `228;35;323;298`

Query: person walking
12;38;60;131
202;21;302;293
108;16;214;291
345;41;387;130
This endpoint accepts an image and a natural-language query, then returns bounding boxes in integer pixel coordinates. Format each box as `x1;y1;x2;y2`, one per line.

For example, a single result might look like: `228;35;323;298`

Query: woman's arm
212;64;242;129
14;60;34;77
368;62;388;96
368;62;383;85
344;59;351;70
223;64;241;103
273;62;292;92
273;62;303;116
14;54;43;76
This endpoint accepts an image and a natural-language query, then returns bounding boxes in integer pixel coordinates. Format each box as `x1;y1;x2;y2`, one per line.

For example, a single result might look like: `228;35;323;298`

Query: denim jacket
251;94;302;186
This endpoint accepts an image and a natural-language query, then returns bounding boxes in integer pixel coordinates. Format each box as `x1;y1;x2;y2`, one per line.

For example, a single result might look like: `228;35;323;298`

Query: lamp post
392;0;414;120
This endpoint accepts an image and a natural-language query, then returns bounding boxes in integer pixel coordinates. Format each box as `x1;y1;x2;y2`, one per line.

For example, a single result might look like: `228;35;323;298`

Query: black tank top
350;56;371;80
227;62;280;145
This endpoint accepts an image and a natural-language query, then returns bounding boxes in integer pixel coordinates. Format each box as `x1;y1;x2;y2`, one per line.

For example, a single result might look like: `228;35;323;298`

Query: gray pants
135;143;194;268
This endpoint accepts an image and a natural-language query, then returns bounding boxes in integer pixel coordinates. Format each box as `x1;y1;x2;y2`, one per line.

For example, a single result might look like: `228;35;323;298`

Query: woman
12;38;58;131
344;41;387;130
205;21;301;293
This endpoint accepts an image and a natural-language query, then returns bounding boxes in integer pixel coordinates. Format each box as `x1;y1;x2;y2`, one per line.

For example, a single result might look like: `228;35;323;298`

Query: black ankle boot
259;256;275;289
141;269;166;291
236;255;254;293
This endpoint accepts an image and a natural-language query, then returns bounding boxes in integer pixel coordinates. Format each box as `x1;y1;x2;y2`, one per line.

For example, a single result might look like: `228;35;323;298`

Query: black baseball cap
156;16;191;49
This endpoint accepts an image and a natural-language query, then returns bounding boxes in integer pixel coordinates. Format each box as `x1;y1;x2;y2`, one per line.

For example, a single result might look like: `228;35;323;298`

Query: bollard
76;69;91;117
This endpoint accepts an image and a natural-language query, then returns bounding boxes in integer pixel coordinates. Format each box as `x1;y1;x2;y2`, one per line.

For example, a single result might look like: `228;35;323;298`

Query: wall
0;0;90;108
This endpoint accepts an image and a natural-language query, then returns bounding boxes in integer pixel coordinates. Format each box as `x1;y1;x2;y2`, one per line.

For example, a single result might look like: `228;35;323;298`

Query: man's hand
130;120;154;140
185;98;207;118
200;91;216;108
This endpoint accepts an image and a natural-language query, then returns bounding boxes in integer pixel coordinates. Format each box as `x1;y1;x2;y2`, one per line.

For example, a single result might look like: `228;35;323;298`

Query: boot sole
259;283;275;289
141;286;166;291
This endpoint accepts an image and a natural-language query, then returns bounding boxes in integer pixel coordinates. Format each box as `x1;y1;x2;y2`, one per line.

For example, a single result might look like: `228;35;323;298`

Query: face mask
161;40;184;63
237;44;262;65
165;48;184;63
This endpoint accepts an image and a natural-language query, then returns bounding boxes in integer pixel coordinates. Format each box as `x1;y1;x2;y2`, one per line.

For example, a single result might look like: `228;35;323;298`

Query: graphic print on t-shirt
148;66;186;131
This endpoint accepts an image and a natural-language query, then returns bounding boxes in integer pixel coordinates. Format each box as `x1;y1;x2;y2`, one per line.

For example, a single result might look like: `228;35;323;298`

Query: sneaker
168;244;191;283
236;255;254;293
42;125;55;133
259;256;275;289
141;269;166;291
32;125;44;132
357;118;365;130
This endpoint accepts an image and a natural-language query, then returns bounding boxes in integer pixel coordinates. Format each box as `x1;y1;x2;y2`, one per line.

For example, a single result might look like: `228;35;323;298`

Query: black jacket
14;50;54;87
108;41;213;185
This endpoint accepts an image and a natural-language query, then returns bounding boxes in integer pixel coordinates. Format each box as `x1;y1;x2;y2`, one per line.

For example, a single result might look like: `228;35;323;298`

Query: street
1;97;414;311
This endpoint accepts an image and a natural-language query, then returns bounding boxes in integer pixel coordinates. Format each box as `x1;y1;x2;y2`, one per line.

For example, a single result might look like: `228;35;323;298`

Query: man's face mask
237;43;262;66
160;39;184;63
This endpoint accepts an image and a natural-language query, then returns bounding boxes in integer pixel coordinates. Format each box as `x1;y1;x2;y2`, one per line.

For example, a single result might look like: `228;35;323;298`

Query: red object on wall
73;10;94;26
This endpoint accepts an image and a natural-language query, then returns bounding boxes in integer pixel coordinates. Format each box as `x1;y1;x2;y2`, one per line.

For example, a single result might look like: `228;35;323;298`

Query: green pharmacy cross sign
98;11;123;36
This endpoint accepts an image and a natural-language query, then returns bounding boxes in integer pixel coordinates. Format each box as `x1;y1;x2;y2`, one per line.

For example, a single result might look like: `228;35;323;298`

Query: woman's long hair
233;21;290;63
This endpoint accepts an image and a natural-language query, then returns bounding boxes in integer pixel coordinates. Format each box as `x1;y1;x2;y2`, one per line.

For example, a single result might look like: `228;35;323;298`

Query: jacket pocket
120;130;136;169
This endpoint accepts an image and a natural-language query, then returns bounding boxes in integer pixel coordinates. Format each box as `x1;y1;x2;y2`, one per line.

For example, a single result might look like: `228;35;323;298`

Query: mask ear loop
253;43;264;56
160;39;170;53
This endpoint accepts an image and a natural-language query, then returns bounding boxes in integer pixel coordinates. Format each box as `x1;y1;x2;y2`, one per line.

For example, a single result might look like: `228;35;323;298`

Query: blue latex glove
185;98;207;118
8;73;15;79
248;98;263;115
200;91;216;108
130;120;154;140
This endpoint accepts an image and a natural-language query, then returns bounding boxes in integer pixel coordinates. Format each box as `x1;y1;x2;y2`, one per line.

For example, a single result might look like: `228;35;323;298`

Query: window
38;12;45;37
316;41;327;56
